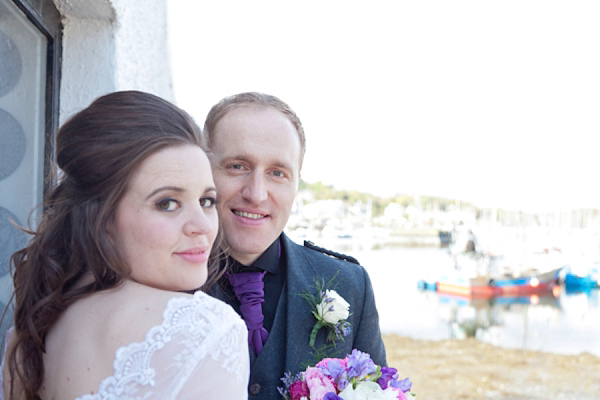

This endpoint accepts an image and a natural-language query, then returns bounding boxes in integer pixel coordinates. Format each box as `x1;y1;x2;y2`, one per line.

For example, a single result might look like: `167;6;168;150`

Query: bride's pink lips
174;247;209;263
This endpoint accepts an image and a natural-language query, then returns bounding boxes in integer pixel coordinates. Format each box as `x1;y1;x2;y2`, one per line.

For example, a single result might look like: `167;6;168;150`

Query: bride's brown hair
4;90;225;400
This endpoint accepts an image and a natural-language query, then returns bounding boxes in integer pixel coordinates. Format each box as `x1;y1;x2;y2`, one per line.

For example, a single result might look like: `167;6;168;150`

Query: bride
1;91;249;399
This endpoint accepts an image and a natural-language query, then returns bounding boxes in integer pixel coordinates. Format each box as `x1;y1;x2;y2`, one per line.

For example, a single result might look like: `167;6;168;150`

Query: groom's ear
303;241;360;265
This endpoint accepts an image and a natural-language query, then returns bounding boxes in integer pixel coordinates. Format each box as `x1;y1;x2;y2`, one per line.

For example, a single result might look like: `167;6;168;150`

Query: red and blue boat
436;268;562;298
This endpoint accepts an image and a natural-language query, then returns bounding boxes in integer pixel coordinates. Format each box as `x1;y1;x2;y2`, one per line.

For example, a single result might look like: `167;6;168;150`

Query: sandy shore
383;334;600;399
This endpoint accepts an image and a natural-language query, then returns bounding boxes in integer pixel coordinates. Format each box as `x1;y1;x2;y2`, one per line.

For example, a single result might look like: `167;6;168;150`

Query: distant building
381;202;405;227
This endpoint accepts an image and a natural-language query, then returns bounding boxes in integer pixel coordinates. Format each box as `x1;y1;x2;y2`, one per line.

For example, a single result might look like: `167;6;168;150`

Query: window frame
11;0;62;194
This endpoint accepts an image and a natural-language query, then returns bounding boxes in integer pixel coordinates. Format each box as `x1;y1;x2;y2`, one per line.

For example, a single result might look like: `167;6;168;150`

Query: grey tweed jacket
213;233;387;399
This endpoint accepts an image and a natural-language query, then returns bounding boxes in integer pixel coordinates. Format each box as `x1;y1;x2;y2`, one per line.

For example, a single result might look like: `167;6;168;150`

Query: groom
204;92;386;399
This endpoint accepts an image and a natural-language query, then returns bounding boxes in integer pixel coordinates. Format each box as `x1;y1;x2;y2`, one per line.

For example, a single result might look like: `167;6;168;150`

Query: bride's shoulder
48;283;239;359
156;289;243;329
111;282;242;329
106;285;245;351
116;282;236;315
189;290;243;323
75;281;192;321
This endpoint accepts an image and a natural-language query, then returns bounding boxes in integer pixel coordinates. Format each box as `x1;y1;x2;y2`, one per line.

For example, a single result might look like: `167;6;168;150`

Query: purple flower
346;349;377;380
279;371;305;399
340;321;352;336
324;393;343;400
337;378;349;390
333;321;352;340
333;323;343;340
391;377;413;393
280;371;303;388
319;359;346;382
277;387;286;398
377;366;399;389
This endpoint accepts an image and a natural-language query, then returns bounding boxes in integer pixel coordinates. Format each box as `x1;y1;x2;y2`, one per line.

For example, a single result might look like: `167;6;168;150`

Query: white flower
316;289;350;324
338;381;397;400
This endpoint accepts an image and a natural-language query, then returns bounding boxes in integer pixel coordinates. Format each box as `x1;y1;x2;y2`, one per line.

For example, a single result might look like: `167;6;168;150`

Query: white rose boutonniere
297;272;352;359
316;289;350;324
310;287;352;346
300;276;352;348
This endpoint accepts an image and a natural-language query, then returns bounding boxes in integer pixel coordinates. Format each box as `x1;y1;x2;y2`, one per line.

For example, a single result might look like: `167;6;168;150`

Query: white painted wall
0;0;176;357
53;0;174;123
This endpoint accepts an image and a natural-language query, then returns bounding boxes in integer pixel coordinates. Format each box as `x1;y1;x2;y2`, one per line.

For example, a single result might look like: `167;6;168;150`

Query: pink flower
304;367;337;400
289;380;310;400
316;357;348;369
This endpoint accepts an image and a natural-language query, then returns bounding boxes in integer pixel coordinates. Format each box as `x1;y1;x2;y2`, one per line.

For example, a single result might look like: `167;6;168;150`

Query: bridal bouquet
278;349;415;400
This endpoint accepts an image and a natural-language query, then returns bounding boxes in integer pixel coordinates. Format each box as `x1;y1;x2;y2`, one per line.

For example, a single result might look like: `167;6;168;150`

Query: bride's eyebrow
145;186;184;200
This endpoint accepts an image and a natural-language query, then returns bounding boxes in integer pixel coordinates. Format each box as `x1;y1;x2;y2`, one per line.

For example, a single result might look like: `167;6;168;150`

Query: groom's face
209;105;301;266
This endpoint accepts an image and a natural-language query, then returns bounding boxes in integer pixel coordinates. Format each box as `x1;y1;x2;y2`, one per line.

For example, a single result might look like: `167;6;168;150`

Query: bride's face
113;144;218;291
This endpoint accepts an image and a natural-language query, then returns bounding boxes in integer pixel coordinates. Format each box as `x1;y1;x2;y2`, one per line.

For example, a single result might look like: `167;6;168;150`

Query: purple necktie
227;270;269;355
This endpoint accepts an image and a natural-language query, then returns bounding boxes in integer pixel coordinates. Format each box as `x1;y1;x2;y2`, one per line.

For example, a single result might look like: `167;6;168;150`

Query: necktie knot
227;271;269;355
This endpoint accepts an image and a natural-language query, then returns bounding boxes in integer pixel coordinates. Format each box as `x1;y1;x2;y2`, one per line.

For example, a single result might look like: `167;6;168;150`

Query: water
349;246;600;357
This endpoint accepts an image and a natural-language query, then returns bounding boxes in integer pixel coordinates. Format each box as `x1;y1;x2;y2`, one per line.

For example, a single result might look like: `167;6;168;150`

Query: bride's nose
183;206;214;236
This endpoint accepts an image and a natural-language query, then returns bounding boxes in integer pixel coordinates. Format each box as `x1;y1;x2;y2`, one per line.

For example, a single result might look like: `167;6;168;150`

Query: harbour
292;237;600;358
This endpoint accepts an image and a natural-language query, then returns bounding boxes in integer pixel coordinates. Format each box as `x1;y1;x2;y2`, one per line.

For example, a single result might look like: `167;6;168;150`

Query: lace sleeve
77;291;249;400
175;315;249;399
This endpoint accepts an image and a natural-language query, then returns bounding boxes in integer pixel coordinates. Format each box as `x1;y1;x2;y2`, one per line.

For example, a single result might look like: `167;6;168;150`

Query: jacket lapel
281;234;326;374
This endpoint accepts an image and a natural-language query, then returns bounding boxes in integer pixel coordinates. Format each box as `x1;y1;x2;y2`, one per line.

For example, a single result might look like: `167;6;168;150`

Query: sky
166;1;599;212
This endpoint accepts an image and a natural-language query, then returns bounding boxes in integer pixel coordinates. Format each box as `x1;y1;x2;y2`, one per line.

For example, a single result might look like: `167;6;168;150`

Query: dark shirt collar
229;236;281;274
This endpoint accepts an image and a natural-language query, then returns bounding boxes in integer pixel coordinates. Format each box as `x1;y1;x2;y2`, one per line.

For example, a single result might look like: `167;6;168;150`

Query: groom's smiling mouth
233;210;267;220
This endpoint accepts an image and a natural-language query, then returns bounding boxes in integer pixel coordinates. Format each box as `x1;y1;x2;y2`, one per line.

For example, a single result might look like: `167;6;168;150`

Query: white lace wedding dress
1;291;249;399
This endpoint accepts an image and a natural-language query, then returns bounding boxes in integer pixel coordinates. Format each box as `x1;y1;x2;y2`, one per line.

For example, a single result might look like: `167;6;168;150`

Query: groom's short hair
202;92;306;169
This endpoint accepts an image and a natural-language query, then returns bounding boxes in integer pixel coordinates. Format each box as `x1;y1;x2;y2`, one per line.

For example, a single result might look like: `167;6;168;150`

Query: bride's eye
156;198;180;211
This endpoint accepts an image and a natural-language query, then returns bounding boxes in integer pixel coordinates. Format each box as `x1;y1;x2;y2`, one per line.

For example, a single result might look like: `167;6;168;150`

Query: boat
417;279;437;291
562;273;598;291
436;268;562;298
559;262;599;291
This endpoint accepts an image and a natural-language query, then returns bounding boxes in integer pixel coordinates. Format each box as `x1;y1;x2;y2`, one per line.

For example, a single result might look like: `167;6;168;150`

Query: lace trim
76;291;245;400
